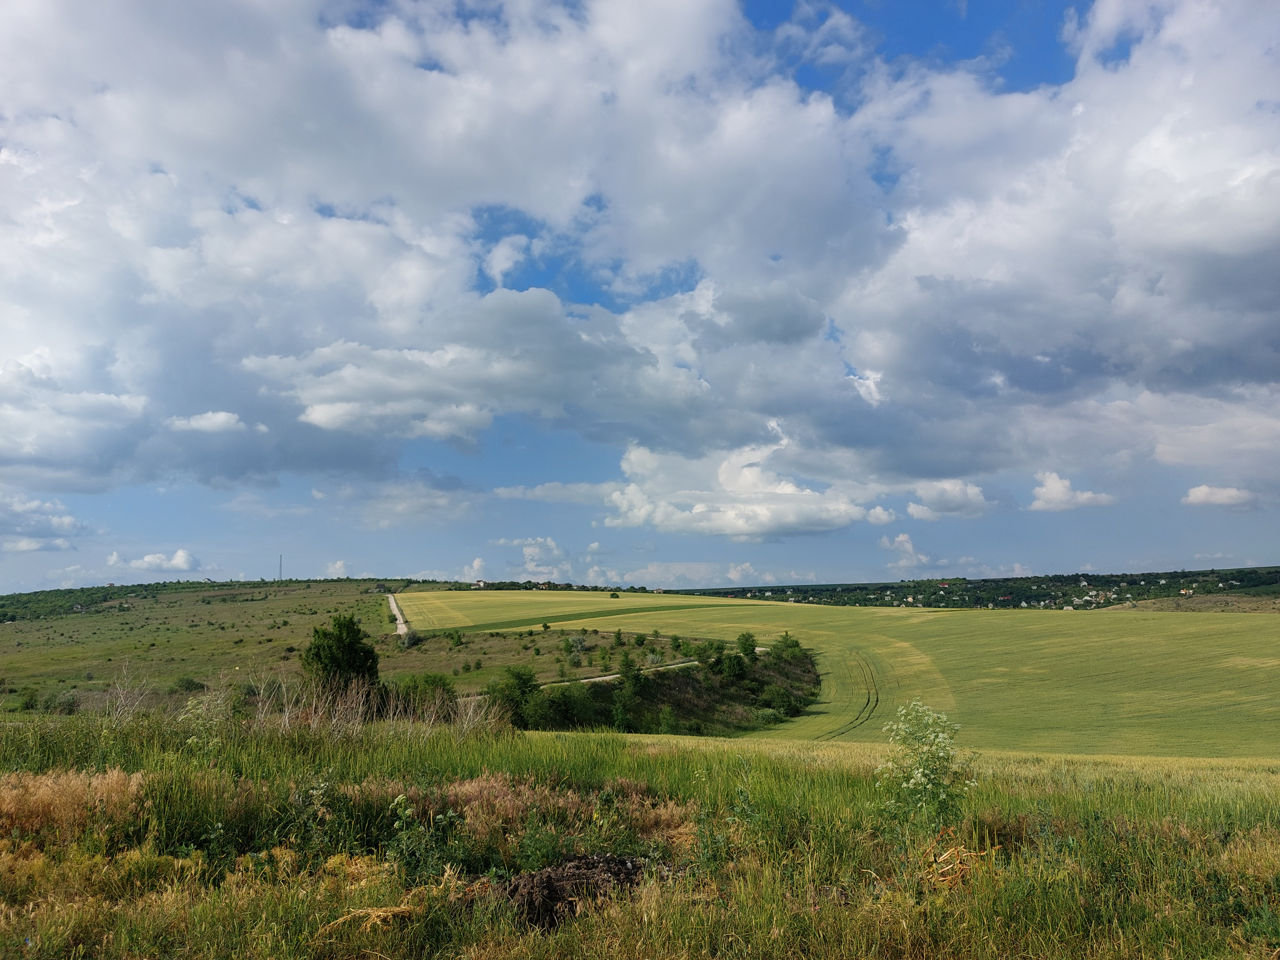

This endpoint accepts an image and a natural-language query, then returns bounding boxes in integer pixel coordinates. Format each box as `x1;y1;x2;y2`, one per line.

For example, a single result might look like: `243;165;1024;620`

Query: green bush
759;683;800;717
770;631;804;662
392;673;457;719
41;690;80;715
485;666;539;728
301;614;378;691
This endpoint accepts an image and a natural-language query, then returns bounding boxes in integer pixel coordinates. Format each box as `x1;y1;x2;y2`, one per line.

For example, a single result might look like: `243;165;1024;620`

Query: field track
394;591;1280;757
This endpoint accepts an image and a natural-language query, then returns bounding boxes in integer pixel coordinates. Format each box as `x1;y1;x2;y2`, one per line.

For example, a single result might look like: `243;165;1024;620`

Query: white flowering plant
875;699;976;833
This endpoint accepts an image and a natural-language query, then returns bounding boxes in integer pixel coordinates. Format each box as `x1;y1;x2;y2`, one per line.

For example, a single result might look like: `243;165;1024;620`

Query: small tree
875;699;975;833
301;614;379;691
485;666;540;729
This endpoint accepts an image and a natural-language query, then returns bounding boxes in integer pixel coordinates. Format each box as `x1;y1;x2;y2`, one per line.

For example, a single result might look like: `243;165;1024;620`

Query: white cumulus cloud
1181;484;1256;507
603;434;872;539
908;479;992;520
165;411;246;433
879;532;930;571
107;548;199;572
1028;472;1116;511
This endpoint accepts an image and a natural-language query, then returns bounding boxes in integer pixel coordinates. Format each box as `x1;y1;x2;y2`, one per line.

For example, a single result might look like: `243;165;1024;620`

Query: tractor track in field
814;649;880;741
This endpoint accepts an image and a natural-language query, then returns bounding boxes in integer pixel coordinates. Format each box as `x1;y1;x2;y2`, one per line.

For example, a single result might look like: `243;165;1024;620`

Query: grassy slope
397;591;1280;758
0;581;391;709
6;582;1277;758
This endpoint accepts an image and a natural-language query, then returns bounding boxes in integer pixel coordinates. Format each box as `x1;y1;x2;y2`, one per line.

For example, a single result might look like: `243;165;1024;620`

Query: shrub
301;614;378;691
875;699;975;833
168;676;207;695
720;653;748;682
770;632;804;662
485;666;540;729
759;683;800;717
695;639;726;672
41;690;80;715
392;673;457;719
658;704;679;734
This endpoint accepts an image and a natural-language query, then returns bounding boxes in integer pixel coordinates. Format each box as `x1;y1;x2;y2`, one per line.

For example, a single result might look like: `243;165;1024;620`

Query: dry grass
0;769;145;842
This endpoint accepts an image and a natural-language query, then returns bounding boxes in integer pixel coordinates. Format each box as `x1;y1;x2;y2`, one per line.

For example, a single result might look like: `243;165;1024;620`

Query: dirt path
387;594;408;637
543;658;699;687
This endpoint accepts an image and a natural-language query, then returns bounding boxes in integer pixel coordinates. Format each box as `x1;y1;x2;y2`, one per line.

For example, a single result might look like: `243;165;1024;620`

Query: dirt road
387;594;408;637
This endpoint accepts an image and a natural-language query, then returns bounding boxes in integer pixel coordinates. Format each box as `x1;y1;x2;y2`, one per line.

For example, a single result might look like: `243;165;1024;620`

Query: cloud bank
0;0;1275;585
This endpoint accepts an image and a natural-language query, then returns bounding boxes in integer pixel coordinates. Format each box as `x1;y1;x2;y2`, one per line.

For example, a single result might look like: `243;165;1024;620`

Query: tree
485;666;540;728
301;614;379;691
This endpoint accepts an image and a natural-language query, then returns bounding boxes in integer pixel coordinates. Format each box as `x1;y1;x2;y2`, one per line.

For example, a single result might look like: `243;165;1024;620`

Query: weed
876;700;975;836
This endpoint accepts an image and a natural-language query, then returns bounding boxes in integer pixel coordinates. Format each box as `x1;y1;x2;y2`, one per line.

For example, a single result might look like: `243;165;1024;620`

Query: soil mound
503;854;644;928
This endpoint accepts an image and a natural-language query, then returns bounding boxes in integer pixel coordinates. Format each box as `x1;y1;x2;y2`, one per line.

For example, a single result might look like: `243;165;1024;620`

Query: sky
1;0;1277;592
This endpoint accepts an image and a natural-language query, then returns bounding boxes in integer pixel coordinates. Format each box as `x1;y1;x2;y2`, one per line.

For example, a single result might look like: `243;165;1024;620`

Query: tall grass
3;702;1280;958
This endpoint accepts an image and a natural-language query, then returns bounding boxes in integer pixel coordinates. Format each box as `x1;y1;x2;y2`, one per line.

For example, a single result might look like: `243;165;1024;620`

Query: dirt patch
502;853;645;929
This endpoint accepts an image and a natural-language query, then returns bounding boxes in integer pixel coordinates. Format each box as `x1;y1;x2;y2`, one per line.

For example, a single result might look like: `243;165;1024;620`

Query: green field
0;581;392;710
4;581;1276;758
397;591;1280;757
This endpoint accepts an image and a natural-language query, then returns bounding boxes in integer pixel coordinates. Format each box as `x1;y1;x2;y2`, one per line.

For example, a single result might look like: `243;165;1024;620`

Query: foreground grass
2;711;1279;958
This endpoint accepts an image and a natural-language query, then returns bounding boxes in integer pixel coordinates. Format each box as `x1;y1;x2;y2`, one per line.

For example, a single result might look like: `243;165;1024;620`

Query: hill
396;589;1280;758
4;576;1279;758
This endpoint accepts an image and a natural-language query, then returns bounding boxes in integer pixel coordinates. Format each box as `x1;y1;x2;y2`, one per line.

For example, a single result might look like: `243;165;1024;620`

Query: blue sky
0;0;1277;591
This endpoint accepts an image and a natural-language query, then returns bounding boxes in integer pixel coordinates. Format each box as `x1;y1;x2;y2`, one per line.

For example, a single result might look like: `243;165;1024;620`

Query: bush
875;699;975;833
720;653;748;682
695;639;726;672
485;666;540;728
41;690;80;715
168;676;207;695
759;683;800;717
770;632;804;662
301;614;379;691
392;673;457;719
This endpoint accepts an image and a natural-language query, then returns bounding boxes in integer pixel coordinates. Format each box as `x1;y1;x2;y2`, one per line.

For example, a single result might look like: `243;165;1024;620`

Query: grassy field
3;710;1280;959
0;581;391;711
397;591;1280;758
4;581;1277;758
